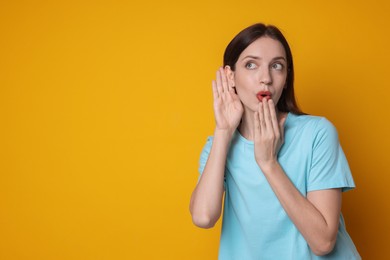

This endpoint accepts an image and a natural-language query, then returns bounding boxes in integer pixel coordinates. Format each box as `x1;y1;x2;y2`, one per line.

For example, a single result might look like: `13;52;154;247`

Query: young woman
189;23;361;259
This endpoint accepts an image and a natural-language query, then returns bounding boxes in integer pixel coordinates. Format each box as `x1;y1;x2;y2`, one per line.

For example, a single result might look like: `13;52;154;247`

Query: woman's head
223;23;304;115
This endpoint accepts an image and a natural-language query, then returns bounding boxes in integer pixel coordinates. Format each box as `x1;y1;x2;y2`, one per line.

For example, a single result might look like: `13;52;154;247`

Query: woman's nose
259;67;272;85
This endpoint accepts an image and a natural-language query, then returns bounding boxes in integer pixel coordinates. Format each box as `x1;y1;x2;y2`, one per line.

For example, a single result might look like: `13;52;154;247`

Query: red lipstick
257;91;272;101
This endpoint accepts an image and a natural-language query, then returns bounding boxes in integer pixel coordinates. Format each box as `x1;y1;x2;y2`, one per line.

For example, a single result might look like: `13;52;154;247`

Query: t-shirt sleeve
198;136;227;188
307;118;356;192
198;136;213;176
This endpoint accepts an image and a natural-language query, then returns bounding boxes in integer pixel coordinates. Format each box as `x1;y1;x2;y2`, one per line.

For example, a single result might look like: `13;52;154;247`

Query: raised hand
212;67;244;134
254;99;287;169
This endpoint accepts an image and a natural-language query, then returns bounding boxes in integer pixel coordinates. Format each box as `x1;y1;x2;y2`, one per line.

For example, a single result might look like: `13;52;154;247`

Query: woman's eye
271;63;284;70
245;62;257;69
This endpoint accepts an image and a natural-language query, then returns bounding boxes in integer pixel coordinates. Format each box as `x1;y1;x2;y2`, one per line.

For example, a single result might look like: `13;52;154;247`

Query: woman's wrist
214;128;235;140
257;159;280;174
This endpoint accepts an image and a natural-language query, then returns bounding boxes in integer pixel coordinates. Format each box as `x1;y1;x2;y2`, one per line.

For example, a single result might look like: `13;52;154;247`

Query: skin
190;36;341;256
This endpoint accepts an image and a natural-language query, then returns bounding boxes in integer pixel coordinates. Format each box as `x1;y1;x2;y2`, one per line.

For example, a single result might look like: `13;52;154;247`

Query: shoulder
288;113;339;144
289;113;337;133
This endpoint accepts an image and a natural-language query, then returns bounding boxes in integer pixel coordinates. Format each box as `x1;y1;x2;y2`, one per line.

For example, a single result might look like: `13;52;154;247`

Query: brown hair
223;23;305;115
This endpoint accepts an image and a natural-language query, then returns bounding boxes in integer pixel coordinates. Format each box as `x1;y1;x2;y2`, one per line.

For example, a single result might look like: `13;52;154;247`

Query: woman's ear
224;65;235;87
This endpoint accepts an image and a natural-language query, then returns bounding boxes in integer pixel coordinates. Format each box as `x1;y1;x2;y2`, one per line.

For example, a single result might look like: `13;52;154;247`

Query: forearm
190;129;233;228
260;161;340;256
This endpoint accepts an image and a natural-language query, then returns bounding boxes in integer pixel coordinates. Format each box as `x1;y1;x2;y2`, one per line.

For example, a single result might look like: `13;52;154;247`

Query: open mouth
256;91;272;101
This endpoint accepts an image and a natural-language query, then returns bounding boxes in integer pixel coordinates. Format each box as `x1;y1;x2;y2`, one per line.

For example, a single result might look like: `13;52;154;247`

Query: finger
258;102;266;130
224;65;235;93
262;99;272;132
216;70;223;96
268;99;280;136
220;67;229;93
212;80;219;100
254;111;261;137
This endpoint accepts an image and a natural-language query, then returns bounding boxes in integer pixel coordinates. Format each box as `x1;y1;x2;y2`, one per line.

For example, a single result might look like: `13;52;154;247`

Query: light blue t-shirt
198;113;361;260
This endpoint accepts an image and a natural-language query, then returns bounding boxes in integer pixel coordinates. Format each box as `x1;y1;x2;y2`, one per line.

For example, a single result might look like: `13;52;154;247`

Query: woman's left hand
254;99;287;170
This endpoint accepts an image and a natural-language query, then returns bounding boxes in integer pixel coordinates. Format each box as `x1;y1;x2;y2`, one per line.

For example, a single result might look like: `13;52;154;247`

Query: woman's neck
238;110;256;141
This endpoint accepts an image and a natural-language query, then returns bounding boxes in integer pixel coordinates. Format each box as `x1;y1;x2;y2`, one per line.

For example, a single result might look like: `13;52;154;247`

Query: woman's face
226;36;288;113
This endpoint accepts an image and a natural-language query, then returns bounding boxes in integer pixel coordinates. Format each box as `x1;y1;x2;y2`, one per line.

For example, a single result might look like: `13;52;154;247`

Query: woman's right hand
212;67;244;134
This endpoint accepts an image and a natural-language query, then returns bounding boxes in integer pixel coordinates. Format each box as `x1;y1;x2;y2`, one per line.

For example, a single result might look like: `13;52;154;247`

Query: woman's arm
189;129;232;228
261;162;341;256
254;99;341;255
190;67;243;229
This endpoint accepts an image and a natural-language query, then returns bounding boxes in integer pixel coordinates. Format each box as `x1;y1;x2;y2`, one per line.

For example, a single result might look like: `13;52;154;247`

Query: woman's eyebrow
241;55;286;61
272;56;287;61
242;55;260;60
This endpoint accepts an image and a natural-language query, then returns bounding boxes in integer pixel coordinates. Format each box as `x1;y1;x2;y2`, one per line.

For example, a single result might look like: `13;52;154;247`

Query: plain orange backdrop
1;0;389;259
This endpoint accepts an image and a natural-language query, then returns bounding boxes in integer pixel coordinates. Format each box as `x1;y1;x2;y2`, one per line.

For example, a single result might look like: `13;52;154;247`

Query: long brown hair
223;23;305;115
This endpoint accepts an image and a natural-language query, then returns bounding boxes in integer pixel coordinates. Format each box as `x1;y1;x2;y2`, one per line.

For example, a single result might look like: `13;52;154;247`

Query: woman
189;23;361;259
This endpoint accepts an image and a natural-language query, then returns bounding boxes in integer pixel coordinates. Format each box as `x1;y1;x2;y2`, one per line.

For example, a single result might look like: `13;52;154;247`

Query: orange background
1;0;389;259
